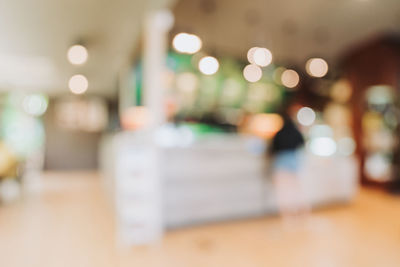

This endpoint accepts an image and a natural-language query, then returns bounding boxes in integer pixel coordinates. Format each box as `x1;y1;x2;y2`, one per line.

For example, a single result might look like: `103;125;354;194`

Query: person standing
270;112;309;228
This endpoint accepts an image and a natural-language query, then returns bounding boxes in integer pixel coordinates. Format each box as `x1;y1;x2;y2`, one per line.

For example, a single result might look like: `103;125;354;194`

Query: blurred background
1;0;400;266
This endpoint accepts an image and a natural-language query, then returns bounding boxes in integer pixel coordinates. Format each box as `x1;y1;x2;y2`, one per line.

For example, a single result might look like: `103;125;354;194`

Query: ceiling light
172;33;202;54
69;74;88;94
67;45;88;65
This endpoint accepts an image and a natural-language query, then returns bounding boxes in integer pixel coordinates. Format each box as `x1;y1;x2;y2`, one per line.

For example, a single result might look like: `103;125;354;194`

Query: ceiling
0;0;174;97
173;0;400;68
0;0;399;98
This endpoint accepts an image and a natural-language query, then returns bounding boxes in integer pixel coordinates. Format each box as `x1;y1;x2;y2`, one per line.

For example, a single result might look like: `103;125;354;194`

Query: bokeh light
330;79;352;103
365;153;391;181
198;56;219;75
253;48;272;67
323;103;352;129
243;64;262;83
247;47;259;64
309;137;337;156
244;113;284;139
68;74;88;94
281;69;299;88
67;45;88;65
172;33;202;54
22;94;48;117
366;85;394;105
120;106;149;130
297;107;316;126
1;111;45;158
306;58;328;78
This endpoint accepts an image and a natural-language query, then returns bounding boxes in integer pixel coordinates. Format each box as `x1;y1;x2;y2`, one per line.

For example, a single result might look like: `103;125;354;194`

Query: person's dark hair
270;109;304;154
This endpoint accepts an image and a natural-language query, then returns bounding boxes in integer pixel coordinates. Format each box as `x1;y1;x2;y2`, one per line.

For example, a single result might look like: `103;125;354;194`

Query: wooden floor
1;172;400;267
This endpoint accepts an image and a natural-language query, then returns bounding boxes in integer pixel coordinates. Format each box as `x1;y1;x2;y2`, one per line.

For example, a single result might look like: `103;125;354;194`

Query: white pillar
143;9;174;129
115;9;173;246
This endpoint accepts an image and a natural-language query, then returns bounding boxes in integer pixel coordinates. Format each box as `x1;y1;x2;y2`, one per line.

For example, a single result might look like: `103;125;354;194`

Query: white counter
100;130;358;243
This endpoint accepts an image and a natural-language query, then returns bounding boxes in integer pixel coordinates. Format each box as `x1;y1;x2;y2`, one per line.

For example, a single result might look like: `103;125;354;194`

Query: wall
43;101;101;170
